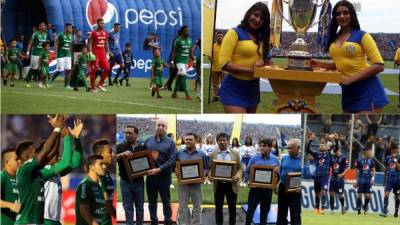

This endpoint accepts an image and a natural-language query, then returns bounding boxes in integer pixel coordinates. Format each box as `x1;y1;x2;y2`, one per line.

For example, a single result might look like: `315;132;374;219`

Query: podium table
254;66;343;113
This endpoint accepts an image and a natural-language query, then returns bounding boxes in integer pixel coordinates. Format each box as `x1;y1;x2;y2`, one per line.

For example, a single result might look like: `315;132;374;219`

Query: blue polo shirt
176;147;209;174
245;153;279;181
145;134;176;174
279;155;301;185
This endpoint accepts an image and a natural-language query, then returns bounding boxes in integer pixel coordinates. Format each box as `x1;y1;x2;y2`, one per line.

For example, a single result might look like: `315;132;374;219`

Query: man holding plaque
175;133;208;225
244;138;279;225
116;125;146;225
209;132;241;225
144;119;176;225
276;139;302;225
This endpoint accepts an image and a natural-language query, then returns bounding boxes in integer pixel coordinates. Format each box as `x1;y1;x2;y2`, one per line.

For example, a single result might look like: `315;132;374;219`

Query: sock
395;194;399;213
316;196;320;209
321;195;326;210
330;196;335;210
364;197;370;211
339;196;345;208
383;196;389;213
356;197;362;211
51;71;60;83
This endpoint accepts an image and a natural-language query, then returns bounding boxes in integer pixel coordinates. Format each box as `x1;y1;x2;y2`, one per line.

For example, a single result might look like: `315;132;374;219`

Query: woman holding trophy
311;0;388;113
217;2;271;113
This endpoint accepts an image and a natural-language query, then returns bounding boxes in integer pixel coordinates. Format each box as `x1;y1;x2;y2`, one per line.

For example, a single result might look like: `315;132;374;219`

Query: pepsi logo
319;158;325;164
333;163;339;169
390;163;396;169
362;165;369;170
86;0;119;32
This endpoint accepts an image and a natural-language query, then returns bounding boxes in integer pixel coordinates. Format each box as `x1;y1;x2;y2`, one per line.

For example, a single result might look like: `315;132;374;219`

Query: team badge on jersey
345;45;356;55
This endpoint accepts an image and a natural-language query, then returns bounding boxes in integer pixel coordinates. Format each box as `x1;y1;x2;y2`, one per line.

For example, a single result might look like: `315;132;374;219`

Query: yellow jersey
218;27;264;80
329;30;383;77
394;48;400;61
211;42;221;72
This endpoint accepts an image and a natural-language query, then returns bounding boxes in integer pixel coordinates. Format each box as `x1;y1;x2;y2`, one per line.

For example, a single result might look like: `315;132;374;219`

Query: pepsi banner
301;180;396;214
2;0;201;78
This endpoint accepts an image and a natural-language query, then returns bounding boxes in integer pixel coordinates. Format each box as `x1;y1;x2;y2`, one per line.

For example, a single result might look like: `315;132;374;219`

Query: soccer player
73;45;89;91
354;147;376;215
92;138;116;219
1;147;21;225
88;18;111;92
75;155;111;225
15;114;66;224
307;138;331;214
329;142;350;214
4;39;24;86
108;23;124;86
38;41;51;88
245;138;279;225
115;43;133;86
209;31;224;102
151;48;169;98
175;133;208;225
49;23;73;88
380;144;400;217
26;22;47;87
42;119;83;225
171;25;193;100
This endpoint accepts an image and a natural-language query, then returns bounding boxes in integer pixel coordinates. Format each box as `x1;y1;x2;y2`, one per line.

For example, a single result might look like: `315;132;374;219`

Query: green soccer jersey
15;157;45;225
77;53;89;72
75;176;111;225
7;47;20;63
40;50;50;68
57;32;72;58
174;36;192;64
100;171;114;200
1;170;19;225
31;31;48;56
152;56;165;77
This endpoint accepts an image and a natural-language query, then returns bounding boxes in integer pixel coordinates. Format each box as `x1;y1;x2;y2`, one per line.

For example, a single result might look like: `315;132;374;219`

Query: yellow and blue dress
329;29;389;112
218;26;264;108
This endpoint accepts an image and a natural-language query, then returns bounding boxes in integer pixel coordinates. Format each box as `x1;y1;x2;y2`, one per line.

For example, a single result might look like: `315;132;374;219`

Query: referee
277;139;302;225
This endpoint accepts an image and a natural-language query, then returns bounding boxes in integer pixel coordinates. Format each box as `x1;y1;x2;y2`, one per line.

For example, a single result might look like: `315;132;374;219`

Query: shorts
384;179;400;193
314;176;329;192
329;178;345;194
7;62;18;74
40;66;49;76
153;75;163;87
357;182;372;193
56;57;72;71
30;55;40;69
109;53;123;66
219;74;260;108
176;63;188;76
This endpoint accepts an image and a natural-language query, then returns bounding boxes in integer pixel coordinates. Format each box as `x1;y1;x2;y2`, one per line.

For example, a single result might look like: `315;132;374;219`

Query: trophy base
286;54;312;71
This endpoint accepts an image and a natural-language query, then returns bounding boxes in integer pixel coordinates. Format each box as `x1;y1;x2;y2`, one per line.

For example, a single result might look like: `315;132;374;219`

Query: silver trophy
278;0;330;70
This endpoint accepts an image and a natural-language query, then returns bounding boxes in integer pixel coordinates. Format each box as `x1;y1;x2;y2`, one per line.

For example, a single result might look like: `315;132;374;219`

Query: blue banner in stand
2;0;201;79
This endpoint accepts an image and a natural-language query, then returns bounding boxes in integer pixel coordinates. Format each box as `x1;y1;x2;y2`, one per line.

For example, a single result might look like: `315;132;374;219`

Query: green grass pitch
203;58;399;113
302;209;399;225
1;77;201;114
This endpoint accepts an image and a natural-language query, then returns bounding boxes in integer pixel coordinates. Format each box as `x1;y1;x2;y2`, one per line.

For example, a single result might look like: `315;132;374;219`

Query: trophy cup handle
277;0;294;27
310;0;330;28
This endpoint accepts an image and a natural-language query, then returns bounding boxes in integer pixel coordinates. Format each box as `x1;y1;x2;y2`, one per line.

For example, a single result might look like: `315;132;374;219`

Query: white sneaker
38;82;43;88
97;85;107;92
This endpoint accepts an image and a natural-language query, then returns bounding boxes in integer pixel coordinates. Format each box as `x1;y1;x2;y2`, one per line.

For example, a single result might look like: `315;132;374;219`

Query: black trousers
146;174;172;225
245;188;273;225
277;183;301;225
215;182;237;225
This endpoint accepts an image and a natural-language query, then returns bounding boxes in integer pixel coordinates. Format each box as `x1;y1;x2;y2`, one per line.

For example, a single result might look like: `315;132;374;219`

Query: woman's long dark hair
245;136;253;146
231;137;240;148
238;2;270;60
326;0;360;51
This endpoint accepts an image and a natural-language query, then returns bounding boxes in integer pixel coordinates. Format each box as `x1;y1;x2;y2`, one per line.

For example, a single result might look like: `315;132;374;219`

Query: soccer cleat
156;95;162;98
341;207;346;215
3;79;7;85
394;211;398;217
97;85;107;92
315;209;320;215
379;212;388;217
213;96;220;102
26;83;31;88
186;96;192;100
65;85;73;90
126;83;131;87
119;79;123;86
151;87;155;97
363;210;367;215
38;82;43;88
73;87;79;91
89;87;97;93
10;83;14;87
172;94;178;98
357;210;361;215
320;209;325;215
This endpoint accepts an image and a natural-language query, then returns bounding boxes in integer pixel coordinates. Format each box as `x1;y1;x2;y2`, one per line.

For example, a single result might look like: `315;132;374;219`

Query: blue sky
215;0;400;33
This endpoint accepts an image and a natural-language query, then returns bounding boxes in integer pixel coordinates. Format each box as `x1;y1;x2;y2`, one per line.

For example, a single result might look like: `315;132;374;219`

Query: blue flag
317;1;332;51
